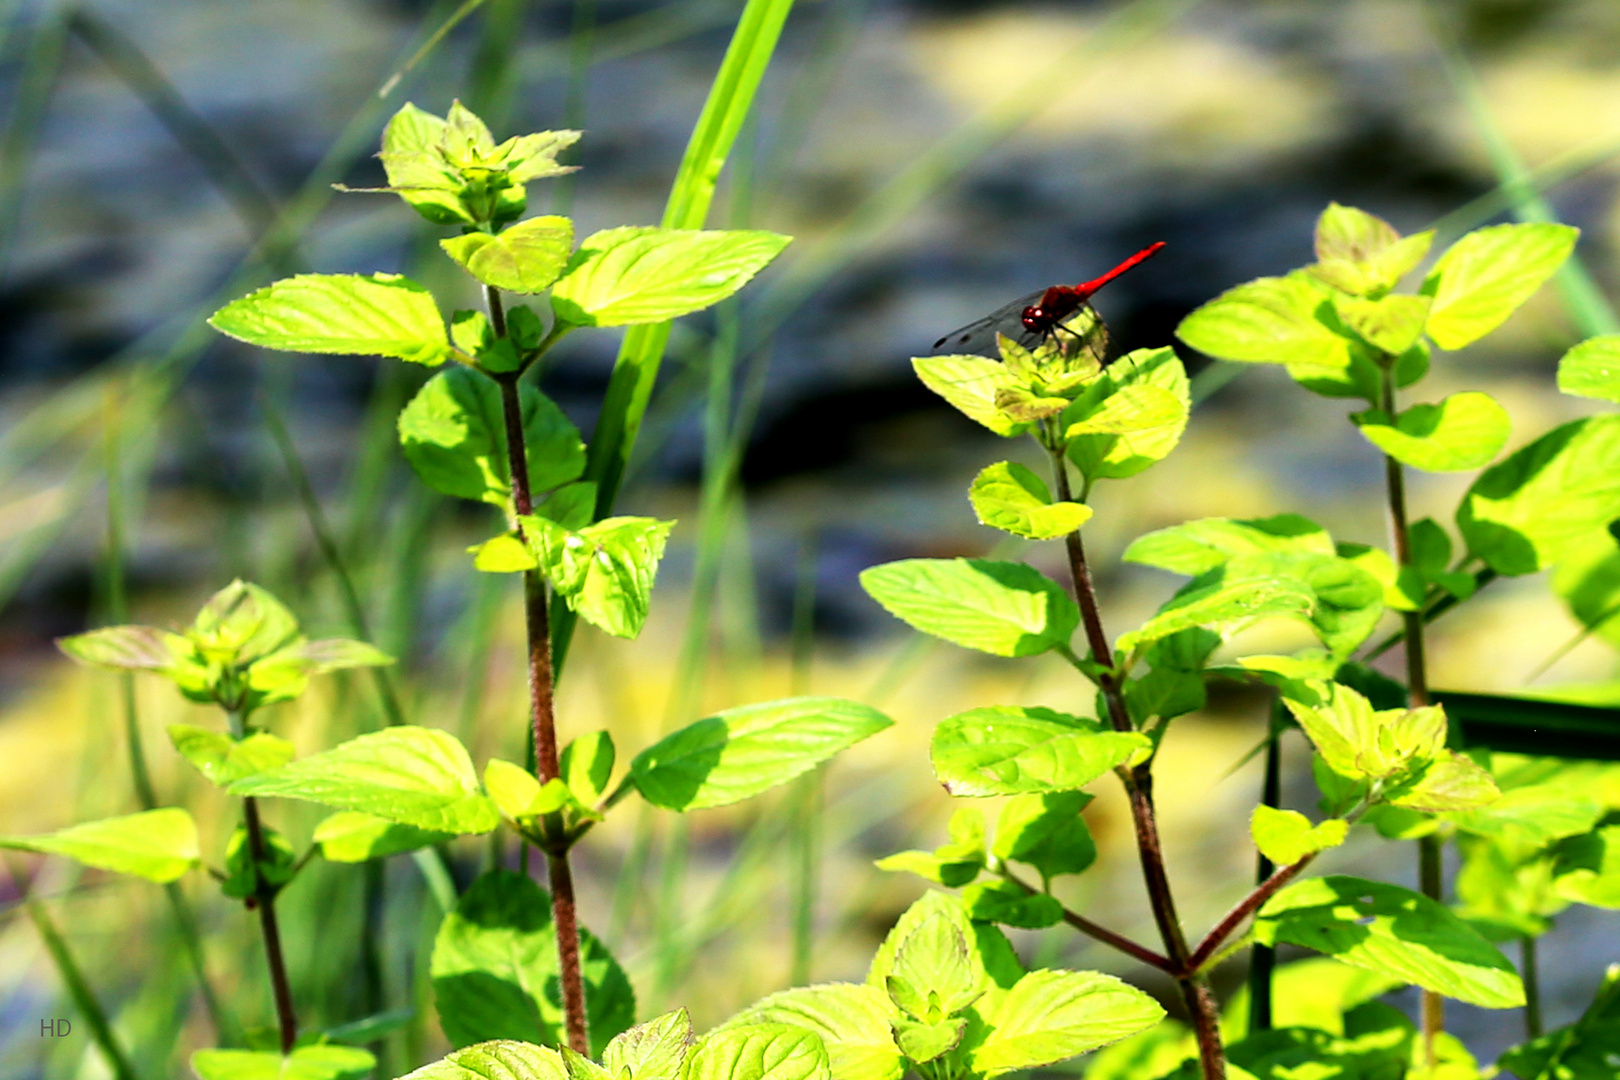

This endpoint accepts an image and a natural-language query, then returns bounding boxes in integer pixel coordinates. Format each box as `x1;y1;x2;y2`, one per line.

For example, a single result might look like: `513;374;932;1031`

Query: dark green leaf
1459;415;1620;576
431;869;634;1056
993;792;1097;880
960;881;1062;929
398;368;585;507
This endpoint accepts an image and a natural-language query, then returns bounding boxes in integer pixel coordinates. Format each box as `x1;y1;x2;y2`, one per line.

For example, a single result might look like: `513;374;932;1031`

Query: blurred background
3;0;1620;1075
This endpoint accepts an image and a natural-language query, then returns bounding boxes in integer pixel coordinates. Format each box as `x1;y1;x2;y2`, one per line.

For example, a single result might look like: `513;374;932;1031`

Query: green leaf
1557;334;1620;404
1063;347;1189;481
602;1009;692;1080
56;624;191;672
432;869;634;1056
191;1046;376;1080
892;1017;965;1063
968;970;1166;1076
220;822;297;899
398;368;585;507
1458;414;1620;575
530;516;674;639
968;461;1091;540
471;533;538;573
911;356;1028;437
551;227;791;327
561;731;616;807
1553;825;1620;908
230;726;499;834
442;216;575;294
723;985;903;1080
1117;561;1316;654
1125;514;1335;576
868;891;1024;998
860;559;1078;658
1176;276;1350;371
1222;956;1404;1037
1333;294;1432;356
1283;681;1447;783
1422;222;1578;349
451;309;520;373
1497;965;1620;1080
878;807;987;887
684;1025;830;1080
210;273;449;366
631;697;892;811
166;726;293;786
1451;781;1605;845
993;792;1097;880
884;904;981;1019
1253;875;1525;1007
960;881;1063;929
398;1041;566;1080
1250;806;1347;866
1308;203;1433;296
1386;752;1499;813
931;707;1148;797
1352;392;1510;473
313;811;455;863
0;808;199;883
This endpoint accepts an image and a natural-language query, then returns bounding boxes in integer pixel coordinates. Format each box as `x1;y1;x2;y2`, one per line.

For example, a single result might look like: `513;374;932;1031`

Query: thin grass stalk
8;861;141;1080
788;536;819;984
102;383;236;1044
559;0;797;674
66;11;292;267
1522;934;1542;1039
1428;10;1619;336
0;8;66;273
1246;705;1284;1036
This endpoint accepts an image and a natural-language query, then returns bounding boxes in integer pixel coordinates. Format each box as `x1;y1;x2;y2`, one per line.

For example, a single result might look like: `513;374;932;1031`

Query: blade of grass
0;7;66;274
1428;9;1619;337
66;9;294;268
559;0;797;676
8;861;141;1080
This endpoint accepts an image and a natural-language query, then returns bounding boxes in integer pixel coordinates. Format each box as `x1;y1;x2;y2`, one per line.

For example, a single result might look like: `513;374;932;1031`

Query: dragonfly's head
1020;304;1049;332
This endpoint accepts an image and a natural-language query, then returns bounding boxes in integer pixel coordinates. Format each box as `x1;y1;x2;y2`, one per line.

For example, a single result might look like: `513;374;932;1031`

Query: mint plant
822;204;1620;1080
9;100;894;1080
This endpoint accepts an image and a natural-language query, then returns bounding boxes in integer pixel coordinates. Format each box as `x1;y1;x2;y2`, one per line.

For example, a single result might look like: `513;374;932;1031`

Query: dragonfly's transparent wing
931;289;1046;357
1057;304;1111;369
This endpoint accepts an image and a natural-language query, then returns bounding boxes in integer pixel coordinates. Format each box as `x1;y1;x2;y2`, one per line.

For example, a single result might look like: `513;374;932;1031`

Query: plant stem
1189;857;1312;971
9;860;141;1080
1379;365;1443;1065
1047;447;1224;1080
999;867;1174;972
1522;934;1542;1039
489;285;590;1054
242;795;297;1054
1247;714;1282;1035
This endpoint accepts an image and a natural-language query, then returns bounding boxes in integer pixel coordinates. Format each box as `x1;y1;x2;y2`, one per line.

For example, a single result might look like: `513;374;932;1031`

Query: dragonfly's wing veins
931;289;1046;357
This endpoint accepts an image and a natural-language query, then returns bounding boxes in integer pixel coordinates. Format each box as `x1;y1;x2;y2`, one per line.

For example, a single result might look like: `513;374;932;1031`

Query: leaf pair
727;891;1164;1080
58;580;391;715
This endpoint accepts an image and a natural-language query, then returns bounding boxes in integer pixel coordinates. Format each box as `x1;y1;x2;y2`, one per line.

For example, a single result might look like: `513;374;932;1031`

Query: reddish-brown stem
242;796;296;1054
1001;867;1174;972
491;287;589;1054
1048;447;1223;1079
1188;857;1311;972
1380;366;1442;1064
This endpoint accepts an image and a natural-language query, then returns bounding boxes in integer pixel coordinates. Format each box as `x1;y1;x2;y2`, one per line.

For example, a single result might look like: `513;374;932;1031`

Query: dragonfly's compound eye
1021;306;1044;331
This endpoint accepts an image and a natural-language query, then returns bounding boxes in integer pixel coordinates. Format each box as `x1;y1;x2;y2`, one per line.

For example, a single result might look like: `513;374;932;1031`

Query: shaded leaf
313;811;455;863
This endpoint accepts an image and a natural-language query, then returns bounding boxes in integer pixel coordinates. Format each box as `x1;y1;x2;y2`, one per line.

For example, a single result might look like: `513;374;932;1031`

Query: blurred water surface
2;0;1620;1075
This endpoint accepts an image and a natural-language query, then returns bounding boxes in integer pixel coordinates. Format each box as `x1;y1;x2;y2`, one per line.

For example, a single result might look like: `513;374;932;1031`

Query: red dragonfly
932;241;1165;360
